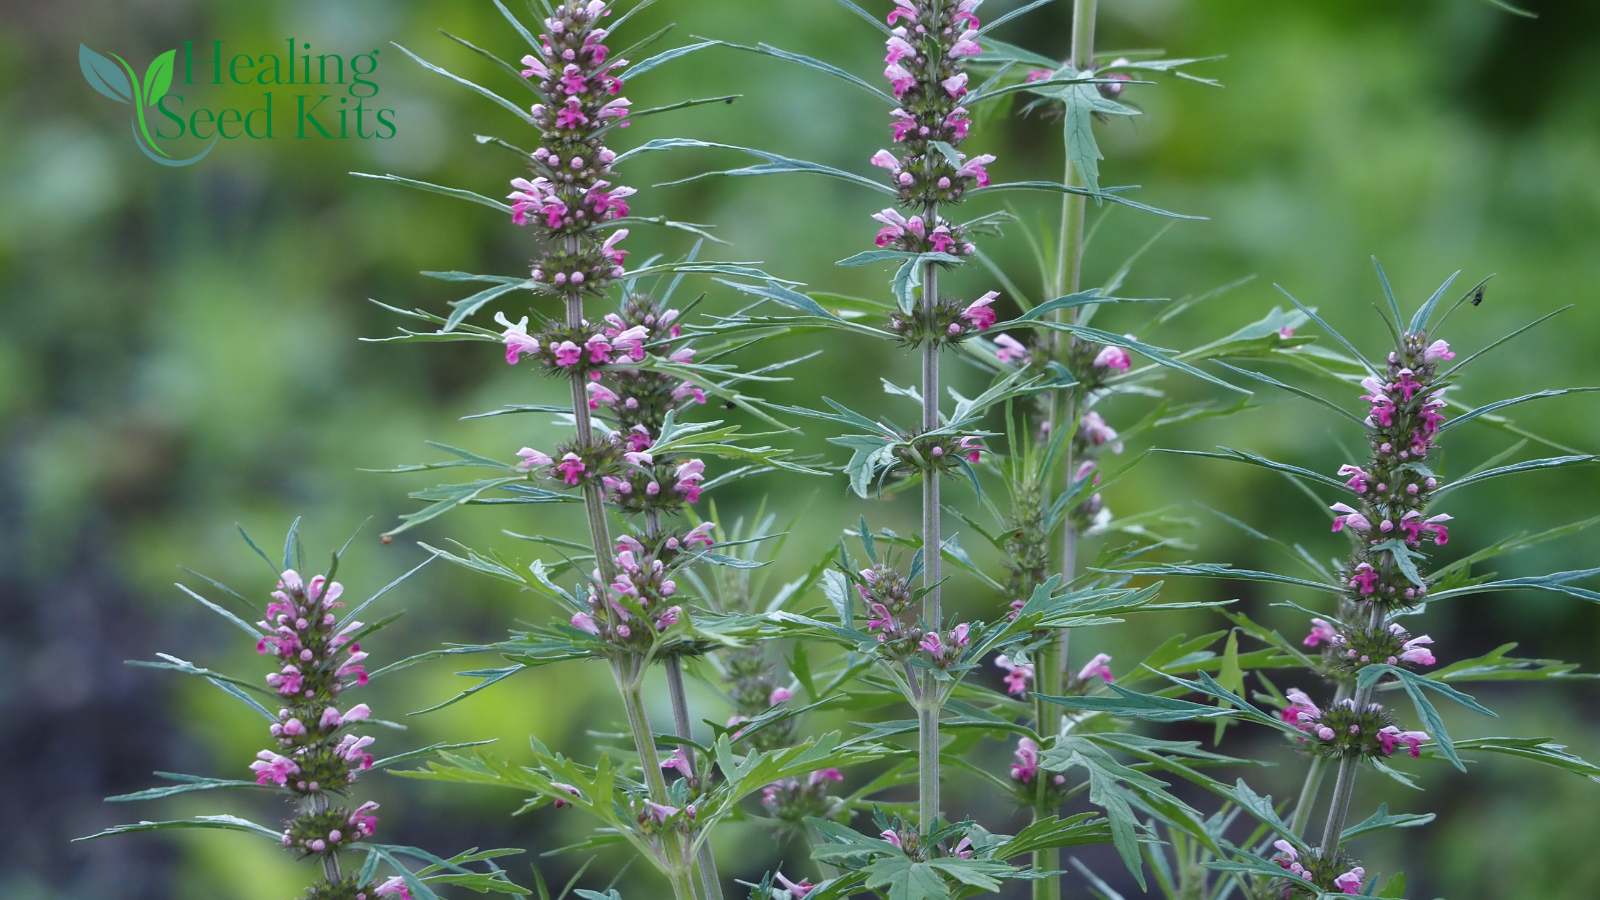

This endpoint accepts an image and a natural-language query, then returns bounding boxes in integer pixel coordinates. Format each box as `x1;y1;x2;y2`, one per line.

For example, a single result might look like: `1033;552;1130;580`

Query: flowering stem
614;656;698;900
664;655;725;900
920;252;944;828
566;292;617;587
1317;607;1382;859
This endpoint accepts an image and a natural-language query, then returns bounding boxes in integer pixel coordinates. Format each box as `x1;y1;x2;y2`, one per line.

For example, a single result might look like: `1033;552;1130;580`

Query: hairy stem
1318;608;1382;859
1037;7;1096;900
665;656;725;900
566;292;617;587
615;657;698;900
919;254;943;829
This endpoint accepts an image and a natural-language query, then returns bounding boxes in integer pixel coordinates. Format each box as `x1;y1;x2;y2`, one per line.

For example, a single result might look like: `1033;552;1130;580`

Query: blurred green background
3;0;1598;898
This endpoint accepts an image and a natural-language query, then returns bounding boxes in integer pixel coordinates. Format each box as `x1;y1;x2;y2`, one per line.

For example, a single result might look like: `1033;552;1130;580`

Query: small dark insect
723;401;738;409
1471;286;1485;306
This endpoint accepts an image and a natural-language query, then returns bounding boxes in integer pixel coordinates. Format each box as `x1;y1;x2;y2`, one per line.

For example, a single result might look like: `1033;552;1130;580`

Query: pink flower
1348;563;1380;595
643;800;679;824
944;107;971;139
517;448;553;472
1092;345;1131;371
880;829;903;849
950;29;981;58
1337;464;1371;493
808;768;844;786
1394;368;1421;401
585;334;613;364
866;602;894;632
266;665;304;696
250;750;300;786
961;291;999;330
1333;867;1366;894
929;226;957;254
495;313;540;364
995;654;1035;696
1080;411;1121;452
559;63;587;95
571;612;599;634
870;149;901;173
1424;340;1454;362
1330;503;1371;533
585;382;619;409
556;453;586;485
348;800;380;837
1271;840;1310;880
1399;511;1452;546
884;35;917;65
520;54;550;79
549;781;581;808
1377;726;1428;758
1282;688;1321;729
872;207;911;246
601;228;630;264
775;872;815;898
598;97;632;121
994;334;1030;365
337;734;376;769
1303;618;1339;648
661;748;693;778
886;0;916;26
769;687;792;705
553;341;583;368
682;522;715;549
884;63;916;97
959;436;983;464
1398;635;1436;666
1010;737;1040;782
556;98;589;129
674;380;706;404
920;632;945;656
1026;69;1052;83
957;152;994;186
1077;653;1113;683
941;72;969;97
375;876;413;900
890;107;918;141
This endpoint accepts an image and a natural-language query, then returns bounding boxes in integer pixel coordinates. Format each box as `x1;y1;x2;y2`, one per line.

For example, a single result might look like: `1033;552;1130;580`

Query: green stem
665;656;724;900
1318;607;1382;860
1288;756;1326;839
1037;7;1096;900
919;256;943;829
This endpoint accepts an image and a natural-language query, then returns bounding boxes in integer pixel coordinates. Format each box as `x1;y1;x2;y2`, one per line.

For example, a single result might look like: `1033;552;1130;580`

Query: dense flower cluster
254;571;375;796
891;432;985;477
251;569;396;899
887;290;998;345
509;0;634;292
496;312;625;376
1326;335;1455;610
875;0;991;209
568;526;715;647
592;293;706;431
1279;688;1429;761
1270;842;1366;898
1306;618;1436;674
760;768;845;832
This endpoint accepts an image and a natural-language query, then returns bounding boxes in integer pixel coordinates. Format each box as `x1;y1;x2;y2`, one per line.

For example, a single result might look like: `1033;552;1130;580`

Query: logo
80;44;212;166
80;41;396;166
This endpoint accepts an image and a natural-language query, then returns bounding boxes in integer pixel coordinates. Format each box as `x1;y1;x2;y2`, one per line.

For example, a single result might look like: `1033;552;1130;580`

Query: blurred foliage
2;1;1598;899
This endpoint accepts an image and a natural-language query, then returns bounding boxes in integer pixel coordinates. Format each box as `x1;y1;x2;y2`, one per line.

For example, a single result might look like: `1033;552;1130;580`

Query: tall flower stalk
81;530;519;900
1098;269;1600;898
874;0;996;828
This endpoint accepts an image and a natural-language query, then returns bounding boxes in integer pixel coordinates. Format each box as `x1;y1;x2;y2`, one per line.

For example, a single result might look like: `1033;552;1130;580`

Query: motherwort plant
79;527;521;900
1093;269;1600;898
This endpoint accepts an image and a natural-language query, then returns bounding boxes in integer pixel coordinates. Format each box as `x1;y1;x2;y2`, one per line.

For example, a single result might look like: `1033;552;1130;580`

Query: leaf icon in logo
143;49;176;105
79;44;132;104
